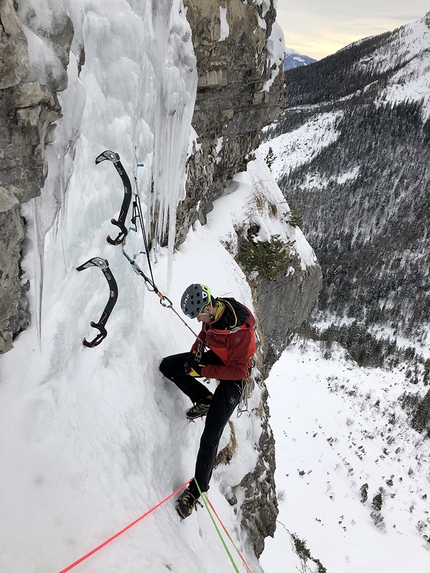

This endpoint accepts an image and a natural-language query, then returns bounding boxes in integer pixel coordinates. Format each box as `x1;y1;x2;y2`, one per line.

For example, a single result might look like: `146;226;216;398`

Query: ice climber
159;283;256;519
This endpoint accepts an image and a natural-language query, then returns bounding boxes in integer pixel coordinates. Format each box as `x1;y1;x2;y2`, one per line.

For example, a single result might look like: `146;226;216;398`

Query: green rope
204;494;253;573
194;479;241;573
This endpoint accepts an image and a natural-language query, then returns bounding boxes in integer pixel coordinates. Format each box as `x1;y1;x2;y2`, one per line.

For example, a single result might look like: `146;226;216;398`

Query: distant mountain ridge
263;12;430;348
283;47;317;70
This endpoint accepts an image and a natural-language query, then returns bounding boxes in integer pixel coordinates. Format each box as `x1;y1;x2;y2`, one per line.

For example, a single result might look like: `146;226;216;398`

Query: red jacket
191;298;256;381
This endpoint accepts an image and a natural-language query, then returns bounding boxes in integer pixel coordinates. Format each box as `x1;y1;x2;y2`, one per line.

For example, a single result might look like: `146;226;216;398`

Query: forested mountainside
264;13;430;360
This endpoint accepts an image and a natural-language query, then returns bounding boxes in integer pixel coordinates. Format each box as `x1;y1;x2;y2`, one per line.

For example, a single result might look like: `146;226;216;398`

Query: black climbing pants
159;351;243;492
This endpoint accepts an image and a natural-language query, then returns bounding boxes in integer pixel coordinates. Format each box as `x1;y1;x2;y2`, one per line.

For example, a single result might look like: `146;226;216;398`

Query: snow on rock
259;111;343;178
218;6;229;41
262;20;285;92
205;151;317;272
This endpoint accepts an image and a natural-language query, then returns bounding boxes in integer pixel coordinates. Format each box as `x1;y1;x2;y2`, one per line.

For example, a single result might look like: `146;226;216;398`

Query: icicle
151;0;197;289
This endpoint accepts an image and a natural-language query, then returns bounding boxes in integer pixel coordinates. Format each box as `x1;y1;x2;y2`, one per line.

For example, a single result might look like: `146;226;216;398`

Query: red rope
58;479;191;573
204;494;254;573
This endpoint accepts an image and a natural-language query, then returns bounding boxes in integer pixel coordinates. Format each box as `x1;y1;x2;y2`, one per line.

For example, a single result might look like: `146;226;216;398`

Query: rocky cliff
182;2;320;556
182;0;321;375
178;0;285;245
0;0;61;353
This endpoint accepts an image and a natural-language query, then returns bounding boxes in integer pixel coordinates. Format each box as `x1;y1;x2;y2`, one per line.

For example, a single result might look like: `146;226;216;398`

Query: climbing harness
96;150;132;246
237;356;256;416
76;257;118;347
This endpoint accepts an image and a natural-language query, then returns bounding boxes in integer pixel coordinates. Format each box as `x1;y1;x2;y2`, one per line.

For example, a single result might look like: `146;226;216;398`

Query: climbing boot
176;486;201;519
186;401;211;420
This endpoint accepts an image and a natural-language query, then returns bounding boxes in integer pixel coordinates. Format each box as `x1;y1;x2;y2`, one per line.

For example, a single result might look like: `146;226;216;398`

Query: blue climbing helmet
181;284;212;319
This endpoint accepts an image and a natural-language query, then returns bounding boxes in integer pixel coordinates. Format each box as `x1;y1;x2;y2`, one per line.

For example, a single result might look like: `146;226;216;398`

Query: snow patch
219;6;229;41
262;21;285;91
260;111;343;177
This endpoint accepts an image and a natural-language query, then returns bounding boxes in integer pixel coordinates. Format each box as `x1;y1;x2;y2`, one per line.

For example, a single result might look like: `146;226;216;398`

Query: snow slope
0;155;275;573
0;3;305;571
261;340;430;572
260;111;344;180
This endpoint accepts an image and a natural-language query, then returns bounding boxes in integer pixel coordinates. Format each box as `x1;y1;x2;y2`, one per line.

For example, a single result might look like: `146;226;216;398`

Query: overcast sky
275;0;429;59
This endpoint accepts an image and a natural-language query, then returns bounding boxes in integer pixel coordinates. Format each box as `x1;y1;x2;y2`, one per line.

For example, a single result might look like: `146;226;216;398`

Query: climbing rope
204;494;254;573
121;164;200;339
194;479;253;573
57;479;191;573
122;246;199;339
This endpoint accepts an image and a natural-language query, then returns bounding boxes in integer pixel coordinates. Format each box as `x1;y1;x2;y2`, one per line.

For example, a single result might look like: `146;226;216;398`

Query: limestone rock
176;0;285;246
237;386;279;557
0;0;30;88
0;1;62;353
1;81;61;203
256;259;323;376
0;189;29;354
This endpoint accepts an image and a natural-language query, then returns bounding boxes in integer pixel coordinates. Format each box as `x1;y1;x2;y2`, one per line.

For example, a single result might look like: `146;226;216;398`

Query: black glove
184;352;203;376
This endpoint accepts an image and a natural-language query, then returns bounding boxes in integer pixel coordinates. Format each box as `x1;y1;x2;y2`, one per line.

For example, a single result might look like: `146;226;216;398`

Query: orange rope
58;479;191;573
204;493;254;573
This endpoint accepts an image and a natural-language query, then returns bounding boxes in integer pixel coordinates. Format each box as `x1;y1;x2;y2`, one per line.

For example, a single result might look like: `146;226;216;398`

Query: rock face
177;0;285;246
0;0;61;353
238;386;278;556
255;263;322;376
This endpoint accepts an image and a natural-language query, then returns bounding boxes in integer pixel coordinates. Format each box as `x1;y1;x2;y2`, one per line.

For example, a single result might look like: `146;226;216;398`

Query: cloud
275;0;428;59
